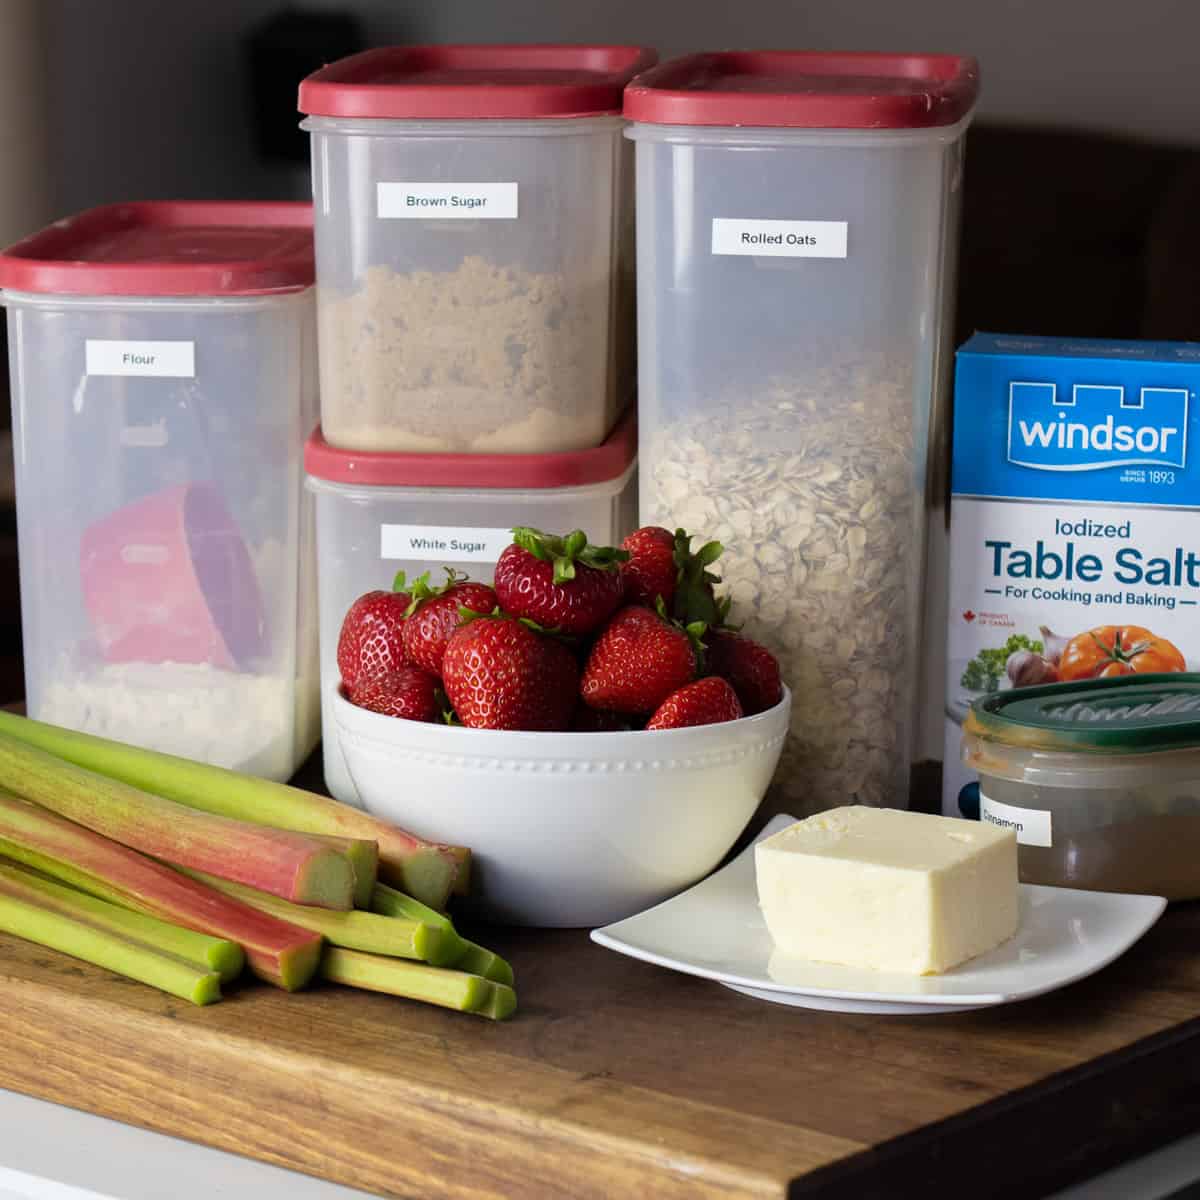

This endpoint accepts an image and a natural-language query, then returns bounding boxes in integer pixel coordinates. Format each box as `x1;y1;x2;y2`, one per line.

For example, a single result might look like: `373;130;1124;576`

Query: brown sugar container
298;45;655;454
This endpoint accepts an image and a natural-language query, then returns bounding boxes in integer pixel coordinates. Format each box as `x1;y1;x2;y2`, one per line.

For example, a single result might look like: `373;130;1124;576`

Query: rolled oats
643;361;922;815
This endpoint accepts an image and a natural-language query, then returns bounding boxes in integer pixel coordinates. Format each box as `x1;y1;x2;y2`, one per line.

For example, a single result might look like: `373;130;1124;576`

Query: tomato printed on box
943;334;1200;815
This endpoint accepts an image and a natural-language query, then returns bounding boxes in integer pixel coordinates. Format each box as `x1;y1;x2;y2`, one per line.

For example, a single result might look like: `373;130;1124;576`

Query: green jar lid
966;673;1200;753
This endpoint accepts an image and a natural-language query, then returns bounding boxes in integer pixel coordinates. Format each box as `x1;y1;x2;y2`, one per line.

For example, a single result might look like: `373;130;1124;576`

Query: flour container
298;44;654;455
0;202;320;779
626;52;979;815
305;410;638;804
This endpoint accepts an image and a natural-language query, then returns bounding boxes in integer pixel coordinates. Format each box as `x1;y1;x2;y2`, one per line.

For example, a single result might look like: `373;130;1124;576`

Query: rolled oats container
298;44;655;455
0;202;320;779
625;52;980;814
963;674;1200;900
305;409;638;804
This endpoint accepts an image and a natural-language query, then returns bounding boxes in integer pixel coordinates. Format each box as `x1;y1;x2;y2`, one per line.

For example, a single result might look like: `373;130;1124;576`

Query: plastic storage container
0;202;320;780
298;44;655;455
626;52;979;815
305;409;638;803
963;674;1200;900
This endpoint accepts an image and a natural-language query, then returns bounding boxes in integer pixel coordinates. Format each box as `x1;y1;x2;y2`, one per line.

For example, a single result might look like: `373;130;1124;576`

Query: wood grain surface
1;895;1200;1199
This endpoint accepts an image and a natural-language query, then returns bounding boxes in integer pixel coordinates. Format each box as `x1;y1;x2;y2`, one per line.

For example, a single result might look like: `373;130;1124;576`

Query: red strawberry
337;576;412;690
401;570;498;678
442;615;579;731
493;528;628;635
348;666;441;723
620;526;677;607
580;605;699;714
705;630;784;716
646;677;743;731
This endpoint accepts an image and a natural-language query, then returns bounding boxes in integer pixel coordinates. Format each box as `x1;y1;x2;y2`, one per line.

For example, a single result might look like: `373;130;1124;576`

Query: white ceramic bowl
332;687;792;927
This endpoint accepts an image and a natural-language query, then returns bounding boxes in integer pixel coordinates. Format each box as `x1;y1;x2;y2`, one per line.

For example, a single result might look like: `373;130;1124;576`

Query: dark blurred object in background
957;124;1200;344
247;7;364;165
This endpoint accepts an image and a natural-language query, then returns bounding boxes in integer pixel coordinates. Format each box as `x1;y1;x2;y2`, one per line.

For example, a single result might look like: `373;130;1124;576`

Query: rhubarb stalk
320;947;517;1019
0;791;323;989
372;882;514;987
179;868;454;965
0;860;245;983
0;731;355;910
0;712;469;909
306;834;378;909
0;889;221;1005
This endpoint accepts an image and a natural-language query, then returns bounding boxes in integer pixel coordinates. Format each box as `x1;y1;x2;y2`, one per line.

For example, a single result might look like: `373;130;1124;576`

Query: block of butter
755;806;1018;975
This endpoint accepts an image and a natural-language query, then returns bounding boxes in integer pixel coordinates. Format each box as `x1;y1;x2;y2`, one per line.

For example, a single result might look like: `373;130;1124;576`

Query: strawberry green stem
511;527;628;584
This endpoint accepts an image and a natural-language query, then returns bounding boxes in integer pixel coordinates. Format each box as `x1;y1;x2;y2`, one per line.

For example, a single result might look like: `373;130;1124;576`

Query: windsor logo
1007;381;1189;472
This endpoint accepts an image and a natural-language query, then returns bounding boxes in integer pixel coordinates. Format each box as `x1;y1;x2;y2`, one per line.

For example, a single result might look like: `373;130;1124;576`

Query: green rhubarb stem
0;712;468;910
0;860;244;982
0;731;354;910
319;947;516;1019
0;790;323;990
453;942;515;989
179;868;448;964
0;889;221;1005
371;883;514;987
305;834;378;909
479;982;518;1021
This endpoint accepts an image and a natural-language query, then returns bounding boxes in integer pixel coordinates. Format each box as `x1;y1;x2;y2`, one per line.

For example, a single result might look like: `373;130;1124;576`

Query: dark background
0;0;1197;703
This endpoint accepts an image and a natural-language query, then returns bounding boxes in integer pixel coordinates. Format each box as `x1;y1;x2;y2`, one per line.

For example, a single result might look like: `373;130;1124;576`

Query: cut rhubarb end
372;883;468;964
0;860;246;984
180;868;436;962
0;732;355;910
413;923;457;968
0;791;323;991
481;982;518;1021
0;712;466;911
290;847;356;911
0;890;223;1005
377;850;457;915
456;941;515;988
370;883;511;982
320;947;492;1013
311;836;378;909
275;937;325;993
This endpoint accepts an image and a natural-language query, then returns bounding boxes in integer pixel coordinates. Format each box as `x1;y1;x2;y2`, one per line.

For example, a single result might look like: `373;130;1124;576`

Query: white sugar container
305;411;637;803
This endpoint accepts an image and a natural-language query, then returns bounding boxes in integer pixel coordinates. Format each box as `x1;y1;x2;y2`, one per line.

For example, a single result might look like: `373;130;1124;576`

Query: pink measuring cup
79;482;266;668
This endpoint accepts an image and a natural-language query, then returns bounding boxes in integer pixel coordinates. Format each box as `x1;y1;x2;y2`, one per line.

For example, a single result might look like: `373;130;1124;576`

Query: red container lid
305;409;637;490
0;202;315;297
298;44;658;120
623;51;980;130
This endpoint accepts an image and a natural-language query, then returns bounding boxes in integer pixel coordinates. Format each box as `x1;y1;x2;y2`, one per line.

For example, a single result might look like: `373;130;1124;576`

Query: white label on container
85;339;195;378
711;218;848;259
979;794;1053;847
380;525;513;564
376;182;519;220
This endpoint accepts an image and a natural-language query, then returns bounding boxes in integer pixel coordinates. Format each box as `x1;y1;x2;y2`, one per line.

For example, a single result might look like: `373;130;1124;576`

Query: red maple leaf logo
963;610;977;623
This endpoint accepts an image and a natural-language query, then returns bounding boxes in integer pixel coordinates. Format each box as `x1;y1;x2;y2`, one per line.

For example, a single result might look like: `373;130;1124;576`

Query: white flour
38;662;302;779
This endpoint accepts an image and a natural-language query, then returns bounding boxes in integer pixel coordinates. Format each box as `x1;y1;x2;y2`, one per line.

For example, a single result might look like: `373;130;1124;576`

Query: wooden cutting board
2;899;1200;1199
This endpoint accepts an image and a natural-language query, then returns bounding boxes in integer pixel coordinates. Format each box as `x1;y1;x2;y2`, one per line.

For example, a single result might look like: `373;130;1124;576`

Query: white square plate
590;814;1167;1014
